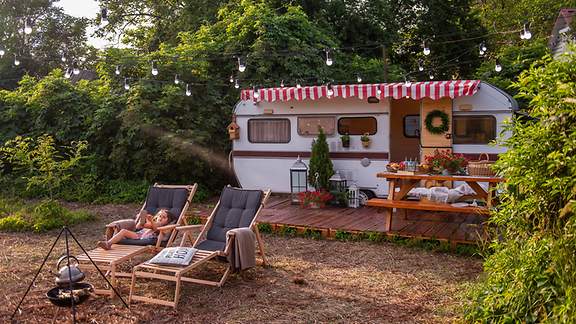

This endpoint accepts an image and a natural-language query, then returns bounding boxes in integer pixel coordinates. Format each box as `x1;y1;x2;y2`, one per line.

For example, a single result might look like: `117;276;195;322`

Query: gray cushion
144;187;190;223
196;239;226;252
205;187;263;244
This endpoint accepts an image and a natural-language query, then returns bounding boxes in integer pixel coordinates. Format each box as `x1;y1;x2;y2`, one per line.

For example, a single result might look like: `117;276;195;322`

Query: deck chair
129;186;271;308
77;183;198;296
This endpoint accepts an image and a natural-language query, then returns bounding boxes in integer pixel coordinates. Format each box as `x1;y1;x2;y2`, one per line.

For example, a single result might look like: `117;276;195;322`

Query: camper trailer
230;80;517;198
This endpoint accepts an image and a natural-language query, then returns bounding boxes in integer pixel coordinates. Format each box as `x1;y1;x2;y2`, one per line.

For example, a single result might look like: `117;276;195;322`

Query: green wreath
424;109;449;134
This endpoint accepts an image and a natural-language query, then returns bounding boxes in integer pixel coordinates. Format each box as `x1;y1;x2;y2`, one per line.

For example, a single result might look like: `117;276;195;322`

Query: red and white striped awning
240;80;481;103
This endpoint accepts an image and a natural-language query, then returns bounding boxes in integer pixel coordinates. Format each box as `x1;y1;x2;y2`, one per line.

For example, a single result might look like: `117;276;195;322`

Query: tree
308;127;333;190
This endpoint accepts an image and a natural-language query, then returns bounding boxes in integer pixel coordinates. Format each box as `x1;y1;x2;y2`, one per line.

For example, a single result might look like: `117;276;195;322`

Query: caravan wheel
358;190;375;205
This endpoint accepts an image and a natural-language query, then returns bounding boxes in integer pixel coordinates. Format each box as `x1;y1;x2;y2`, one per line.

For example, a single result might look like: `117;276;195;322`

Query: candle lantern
347;183;360;208
290;156;308;204
329;171;347;193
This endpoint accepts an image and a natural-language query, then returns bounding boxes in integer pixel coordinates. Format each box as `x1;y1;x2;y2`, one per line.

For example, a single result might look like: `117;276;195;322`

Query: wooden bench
366;198;490;215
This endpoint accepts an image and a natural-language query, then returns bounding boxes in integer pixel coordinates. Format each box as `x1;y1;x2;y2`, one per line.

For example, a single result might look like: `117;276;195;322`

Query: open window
248;118;291;143
453;115;496;144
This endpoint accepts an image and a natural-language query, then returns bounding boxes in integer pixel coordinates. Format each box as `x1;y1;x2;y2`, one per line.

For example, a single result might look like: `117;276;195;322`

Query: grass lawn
0;202;482;323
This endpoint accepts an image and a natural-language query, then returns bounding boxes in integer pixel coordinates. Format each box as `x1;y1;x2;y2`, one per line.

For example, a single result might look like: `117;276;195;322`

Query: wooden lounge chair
76;183;198;296
129;186;271;308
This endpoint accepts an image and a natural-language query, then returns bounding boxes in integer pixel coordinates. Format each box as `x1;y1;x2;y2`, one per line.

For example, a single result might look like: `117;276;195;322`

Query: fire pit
46;282;94;307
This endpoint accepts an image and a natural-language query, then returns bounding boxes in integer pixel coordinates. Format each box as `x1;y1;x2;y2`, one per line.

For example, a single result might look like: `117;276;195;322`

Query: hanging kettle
55;255;85;286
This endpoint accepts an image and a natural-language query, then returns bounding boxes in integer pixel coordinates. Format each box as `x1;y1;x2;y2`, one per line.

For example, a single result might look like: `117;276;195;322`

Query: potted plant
360;133;371;148
424;149;469;175
340;133;350;148
298;190;333;208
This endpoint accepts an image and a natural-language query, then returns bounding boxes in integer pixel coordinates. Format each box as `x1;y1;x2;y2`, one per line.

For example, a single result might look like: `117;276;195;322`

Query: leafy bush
257;223;273;234
308;127;334;190
466;47;576;322
92;179;150;204
0;199;94;232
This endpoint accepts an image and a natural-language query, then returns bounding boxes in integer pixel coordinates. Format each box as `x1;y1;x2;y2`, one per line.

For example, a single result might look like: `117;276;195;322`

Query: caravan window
453;116;496;144
248;118;291;143
297;116;336;135
337;117;377;135
404;115;420;138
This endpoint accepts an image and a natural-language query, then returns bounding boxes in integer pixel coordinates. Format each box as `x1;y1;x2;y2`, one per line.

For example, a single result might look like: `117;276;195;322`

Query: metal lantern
347;183;360;208
290;156;308;204
329;171;347;193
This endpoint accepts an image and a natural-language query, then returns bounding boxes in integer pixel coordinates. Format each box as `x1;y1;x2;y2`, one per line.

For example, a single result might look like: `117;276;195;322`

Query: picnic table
367;172;504;232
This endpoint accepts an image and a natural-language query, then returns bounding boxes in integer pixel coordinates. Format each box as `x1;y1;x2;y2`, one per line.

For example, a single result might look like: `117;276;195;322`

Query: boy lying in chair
98;209;171;250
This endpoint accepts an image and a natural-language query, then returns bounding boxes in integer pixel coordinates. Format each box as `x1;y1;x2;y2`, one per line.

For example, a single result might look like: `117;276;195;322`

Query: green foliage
92;179;150;204
334;230;352;241
188;216;203;225
308;127;333;190
0;199;94;232
278;225;297;237
302;228;322;240
257;222;273;234
466;46;576;322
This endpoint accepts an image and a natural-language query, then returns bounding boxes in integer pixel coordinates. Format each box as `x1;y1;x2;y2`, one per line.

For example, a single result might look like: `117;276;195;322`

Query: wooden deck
258;195;487;244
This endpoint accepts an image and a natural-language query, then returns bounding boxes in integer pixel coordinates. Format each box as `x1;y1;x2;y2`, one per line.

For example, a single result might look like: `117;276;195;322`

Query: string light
174;74;180;84
185;83;191;96
296;81;302;89
422;41;430;56
325;49;333;66
14;55;20;66
234;79;240;89
64;69;71;79
376;87;382;96
151;61;158;76
479;42;487;56
280;80;285;88
100;8;108;25
520;23;532;40
114;65;121;75
237;56;246;72
356;74;362;83
0;47;4;57
124;78;130;90
418;60;424;72
72;62;80;75
404;78;412;87
429;72;434;80
61;53;67;62
252;86;260;99
326;83;334;97
495;59;502;72
229;74;234;83
24;18;32;35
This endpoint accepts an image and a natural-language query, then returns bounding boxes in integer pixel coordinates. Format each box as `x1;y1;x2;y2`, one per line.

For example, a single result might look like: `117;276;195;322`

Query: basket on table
467;153;495;176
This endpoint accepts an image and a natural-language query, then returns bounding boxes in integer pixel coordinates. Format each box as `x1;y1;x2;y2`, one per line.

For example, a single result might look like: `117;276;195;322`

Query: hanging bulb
253;86;260;99
229;74;234;83
101;7;108;24
418;60;424;72
479;42;486;56
151;61;158;76
326;83;334;97
429;72;434;80
115;65;121;75
234;79;240;89
185;83;191;96
0;48;4;57
64;69;71;79
404;78;412;87
280;80;285;88
124;78;130;90
522;23;532;40
422;41;430;56
325;49;333;66
14;55;20;66
174;74;180;85
72;62;80;75
24;19;32;35
61;53;67;62
296;82;302;89
376;87;382;96
495;59;502;72
356;74;362;83
237;57;246;72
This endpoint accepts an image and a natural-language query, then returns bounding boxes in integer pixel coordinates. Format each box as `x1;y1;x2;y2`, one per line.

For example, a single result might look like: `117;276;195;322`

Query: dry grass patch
0;202;482;323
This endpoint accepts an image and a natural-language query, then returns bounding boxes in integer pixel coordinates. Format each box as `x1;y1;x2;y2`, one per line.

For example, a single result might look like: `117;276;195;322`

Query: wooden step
366;198;490;215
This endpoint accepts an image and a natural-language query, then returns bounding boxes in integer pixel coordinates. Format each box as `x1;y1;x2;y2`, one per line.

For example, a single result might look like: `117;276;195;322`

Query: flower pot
341;140;350;148
309;202;321;209
361;140;370;148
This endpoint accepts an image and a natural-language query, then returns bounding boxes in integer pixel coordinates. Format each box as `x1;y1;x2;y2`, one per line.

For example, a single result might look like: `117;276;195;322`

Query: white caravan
230;80;517;198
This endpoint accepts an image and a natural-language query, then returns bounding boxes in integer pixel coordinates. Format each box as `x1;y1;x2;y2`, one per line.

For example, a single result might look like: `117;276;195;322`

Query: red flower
298;190;333;208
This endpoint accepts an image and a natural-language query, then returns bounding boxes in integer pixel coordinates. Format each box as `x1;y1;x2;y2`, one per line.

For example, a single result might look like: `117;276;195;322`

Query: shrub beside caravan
230;80;517;198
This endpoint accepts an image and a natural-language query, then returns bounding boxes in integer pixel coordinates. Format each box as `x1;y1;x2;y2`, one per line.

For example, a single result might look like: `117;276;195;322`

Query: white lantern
347;183;360;208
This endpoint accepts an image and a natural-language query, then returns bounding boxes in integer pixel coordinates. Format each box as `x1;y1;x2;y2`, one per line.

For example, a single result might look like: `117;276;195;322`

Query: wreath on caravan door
424;109;450;134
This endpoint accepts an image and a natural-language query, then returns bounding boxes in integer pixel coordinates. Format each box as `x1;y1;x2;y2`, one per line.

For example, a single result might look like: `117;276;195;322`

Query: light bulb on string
325;49;333;66
64;69;71;79
280;80;285;88
253;86;260;99
356;74;362;83
0;48;4;57
521;23;532;40
479;42;486;56
151;61;158;76
326;83;334;97
100;7;108;25
14;55;20;66
422;41;430;56
376;87;382;96
237;57;246;73
418;60;424;72
296;81;302;89
495;59;502;72
124;78;130;90
185;84;191;96
61;53;67;63
234;79;240;89
174;74;180;85
24;18;32;35
404;78;412;87
229;74;234;83
115;65;121;75
72;62;80;75
429;72;434;80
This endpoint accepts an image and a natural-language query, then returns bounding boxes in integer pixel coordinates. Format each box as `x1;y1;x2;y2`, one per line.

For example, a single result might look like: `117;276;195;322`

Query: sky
56;0;110;49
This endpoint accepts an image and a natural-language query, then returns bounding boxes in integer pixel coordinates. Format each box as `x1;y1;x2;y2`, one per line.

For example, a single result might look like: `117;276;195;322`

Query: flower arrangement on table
298;190;333;208
423;149;469;175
